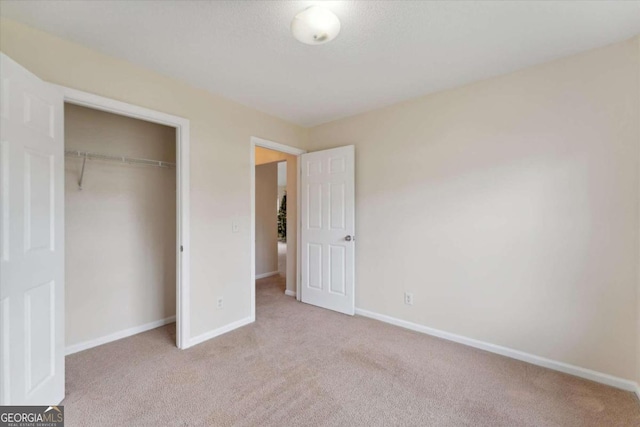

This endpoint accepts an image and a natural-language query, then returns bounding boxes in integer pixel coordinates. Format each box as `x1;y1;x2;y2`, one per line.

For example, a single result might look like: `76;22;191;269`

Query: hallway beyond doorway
278;241;286;278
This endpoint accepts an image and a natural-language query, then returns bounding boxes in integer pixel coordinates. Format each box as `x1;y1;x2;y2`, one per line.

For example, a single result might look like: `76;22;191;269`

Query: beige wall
309;37;640;381
255;146;289;165
0;18;309;338
255;163;278;276
64;104;176;346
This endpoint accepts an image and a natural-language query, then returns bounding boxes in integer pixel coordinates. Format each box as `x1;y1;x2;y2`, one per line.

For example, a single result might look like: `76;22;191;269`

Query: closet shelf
65;149;175;190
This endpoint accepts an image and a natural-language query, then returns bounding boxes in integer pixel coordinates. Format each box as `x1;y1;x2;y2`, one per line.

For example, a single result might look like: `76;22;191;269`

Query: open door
0;53;65;405
300;145;355;315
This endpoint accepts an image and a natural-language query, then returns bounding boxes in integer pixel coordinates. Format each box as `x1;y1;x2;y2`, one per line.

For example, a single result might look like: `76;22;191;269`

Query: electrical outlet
231;220;240;233
404;292;414;305
217;297;224;309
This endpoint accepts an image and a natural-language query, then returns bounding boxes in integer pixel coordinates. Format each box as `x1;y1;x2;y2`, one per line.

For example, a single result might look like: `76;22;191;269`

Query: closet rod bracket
78;154;87;190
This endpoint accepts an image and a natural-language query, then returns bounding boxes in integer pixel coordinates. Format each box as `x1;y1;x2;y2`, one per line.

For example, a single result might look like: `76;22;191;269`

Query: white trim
355;308;639;392
255;271;279;279
65;316;176;355
189;316;253;348
296;157;302;302
250;136;306;322
55;86;189;128
251;137;306;156
284;290;296;298
54;85;191;350
250;143;256;322
637;33;640;408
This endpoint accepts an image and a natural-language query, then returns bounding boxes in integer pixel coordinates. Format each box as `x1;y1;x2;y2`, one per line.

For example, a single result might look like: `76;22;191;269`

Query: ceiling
1;1;639;127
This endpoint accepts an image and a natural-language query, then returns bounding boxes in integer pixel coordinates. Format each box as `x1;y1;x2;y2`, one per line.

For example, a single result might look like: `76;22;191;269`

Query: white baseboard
355;308;639;393
66;315;176;355
636;383;640;401
284;290;296;297
188;316;253;348
255;271;279;279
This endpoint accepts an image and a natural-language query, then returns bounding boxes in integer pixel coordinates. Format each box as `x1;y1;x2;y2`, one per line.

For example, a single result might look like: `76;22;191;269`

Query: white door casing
53;85;191;351
0;53;65;405
300;145;355;315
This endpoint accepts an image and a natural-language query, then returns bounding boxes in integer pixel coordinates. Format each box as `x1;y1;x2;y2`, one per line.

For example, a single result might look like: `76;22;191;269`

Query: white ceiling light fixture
291;5;341;45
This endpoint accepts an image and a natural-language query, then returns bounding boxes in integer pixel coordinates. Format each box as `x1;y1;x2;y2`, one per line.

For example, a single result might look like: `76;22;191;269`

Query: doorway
250;137;305;320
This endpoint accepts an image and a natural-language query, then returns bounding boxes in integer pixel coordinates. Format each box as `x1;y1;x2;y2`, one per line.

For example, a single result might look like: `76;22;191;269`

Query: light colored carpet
63;276;640;426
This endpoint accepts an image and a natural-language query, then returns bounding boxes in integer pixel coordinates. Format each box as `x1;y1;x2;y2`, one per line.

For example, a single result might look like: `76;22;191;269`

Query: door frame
250;137;305;320
53;85;191;350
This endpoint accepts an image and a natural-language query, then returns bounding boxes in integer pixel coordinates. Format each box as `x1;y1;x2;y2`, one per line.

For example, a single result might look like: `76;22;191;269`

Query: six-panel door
300;145;355;315
0;53;64;405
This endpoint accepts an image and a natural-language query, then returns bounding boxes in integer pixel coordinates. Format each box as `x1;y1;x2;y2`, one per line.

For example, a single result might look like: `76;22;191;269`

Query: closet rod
65;149;176;168
65;149;175;190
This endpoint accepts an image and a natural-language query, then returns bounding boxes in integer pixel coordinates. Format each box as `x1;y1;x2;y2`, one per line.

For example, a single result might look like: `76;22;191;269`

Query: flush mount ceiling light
291;5;341;45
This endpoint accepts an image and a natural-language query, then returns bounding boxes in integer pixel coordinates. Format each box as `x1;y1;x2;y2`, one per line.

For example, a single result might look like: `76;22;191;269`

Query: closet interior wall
64;103;177;348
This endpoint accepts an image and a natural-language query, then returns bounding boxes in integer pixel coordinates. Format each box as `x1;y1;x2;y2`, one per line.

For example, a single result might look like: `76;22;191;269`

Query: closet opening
63;102;180;354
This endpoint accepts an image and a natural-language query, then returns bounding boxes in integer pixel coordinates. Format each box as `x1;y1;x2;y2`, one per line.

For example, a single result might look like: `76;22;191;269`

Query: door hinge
180;245;184;252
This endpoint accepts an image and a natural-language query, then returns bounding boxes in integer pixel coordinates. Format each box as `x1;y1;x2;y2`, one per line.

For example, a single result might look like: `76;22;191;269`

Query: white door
0;53;64;405
300;145;355;315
